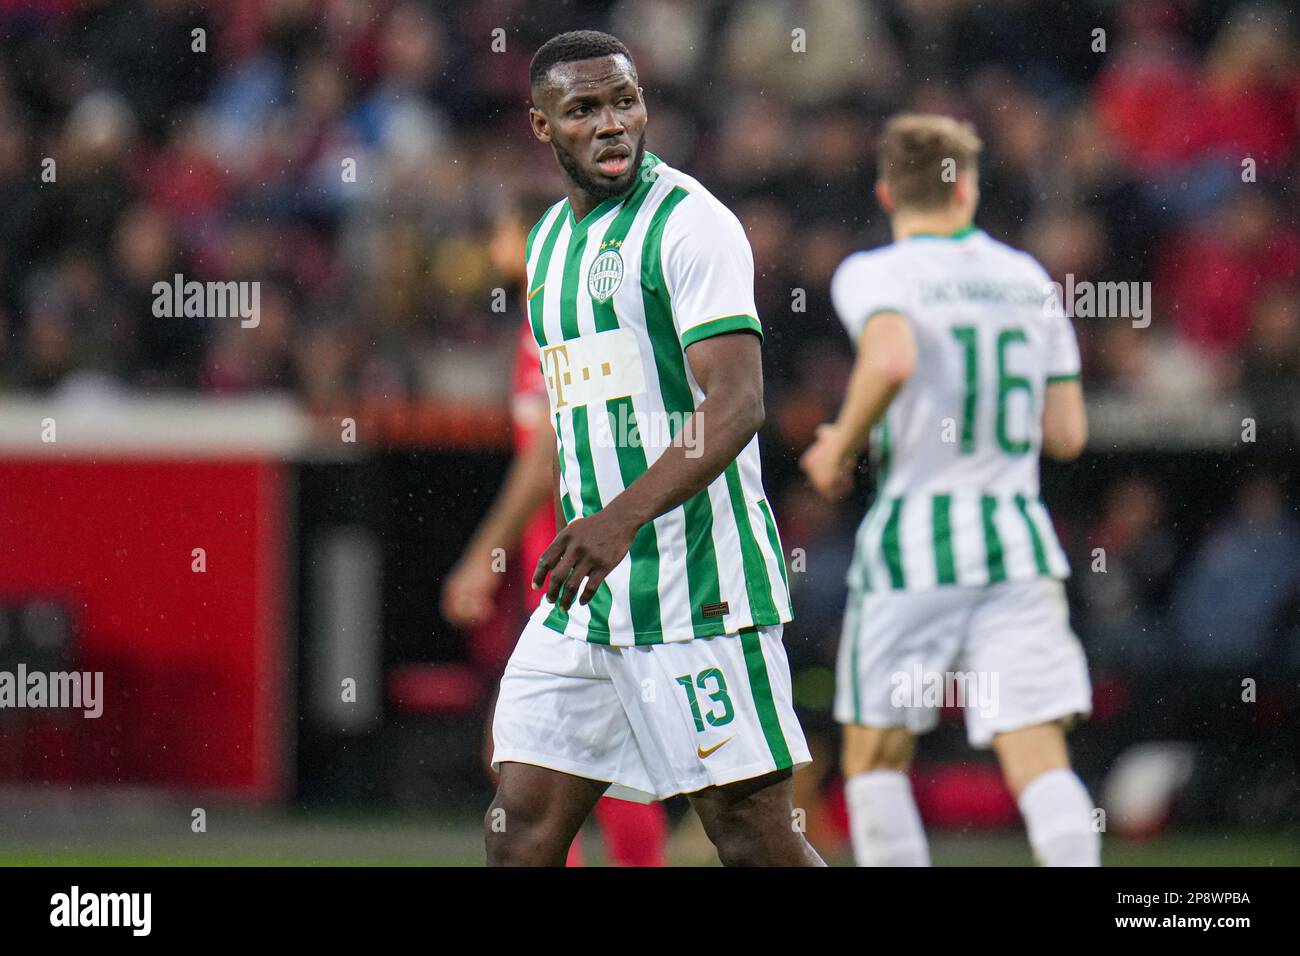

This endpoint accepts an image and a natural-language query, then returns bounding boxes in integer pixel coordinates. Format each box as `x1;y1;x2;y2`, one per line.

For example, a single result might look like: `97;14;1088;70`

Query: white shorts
834;578;1091;748
492;617;811;803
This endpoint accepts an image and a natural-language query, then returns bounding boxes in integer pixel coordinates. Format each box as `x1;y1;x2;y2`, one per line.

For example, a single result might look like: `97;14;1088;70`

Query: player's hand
532;510;637;611
440;554;501;627
800;424;854;501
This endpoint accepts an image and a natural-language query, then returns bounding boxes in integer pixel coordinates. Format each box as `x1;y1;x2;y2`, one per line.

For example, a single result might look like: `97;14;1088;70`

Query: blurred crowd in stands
1;0;1296;403
1;0;1298;682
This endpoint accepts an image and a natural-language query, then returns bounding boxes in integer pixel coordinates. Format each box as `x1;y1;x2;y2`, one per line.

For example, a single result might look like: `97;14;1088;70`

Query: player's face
531;55;647;201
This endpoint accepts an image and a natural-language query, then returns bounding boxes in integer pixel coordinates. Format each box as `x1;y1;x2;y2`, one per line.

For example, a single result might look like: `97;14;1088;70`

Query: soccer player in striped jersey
485;31;821;866
801;114;1099;867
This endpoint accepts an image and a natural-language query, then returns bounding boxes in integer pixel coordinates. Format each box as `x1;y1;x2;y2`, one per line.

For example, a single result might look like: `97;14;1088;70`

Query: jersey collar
903;224;982;240
565;151;662;232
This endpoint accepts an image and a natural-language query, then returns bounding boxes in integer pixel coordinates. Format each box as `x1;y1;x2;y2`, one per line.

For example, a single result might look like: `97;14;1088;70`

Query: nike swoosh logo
527;282;546;300
697;736;734;759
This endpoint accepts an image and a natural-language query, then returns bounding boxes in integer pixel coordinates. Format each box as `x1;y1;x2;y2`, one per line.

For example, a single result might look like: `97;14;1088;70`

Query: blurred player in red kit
442;240;668;866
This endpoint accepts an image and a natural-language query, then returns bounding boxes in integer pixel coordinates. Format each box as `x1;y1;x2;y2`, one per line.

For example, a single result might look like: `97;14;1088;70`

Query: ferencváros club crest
588;246;624;302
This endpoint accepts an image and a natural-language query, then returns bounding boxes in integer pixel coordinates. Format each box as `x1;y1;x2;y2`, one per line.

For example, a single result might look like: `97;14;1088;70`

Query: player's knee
712;821;815;867
710;819;769;867
484;814;568;866
484;791;565;866
1001;759;1071;801
843;747;910;776
842;727;913;777
707;804;807;866
485;826;562;866
993;721;1071;797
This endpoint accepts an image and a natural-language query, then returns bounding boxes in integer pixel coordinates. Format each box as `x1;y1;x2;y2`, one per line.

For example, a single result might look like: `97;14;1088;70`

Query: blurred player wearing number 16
802;115;1100;867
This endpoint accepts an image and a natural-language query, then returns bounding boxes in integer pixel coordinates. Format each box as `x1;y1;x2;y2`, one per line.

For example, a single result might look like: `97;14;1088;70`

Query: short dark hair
529;30;635;93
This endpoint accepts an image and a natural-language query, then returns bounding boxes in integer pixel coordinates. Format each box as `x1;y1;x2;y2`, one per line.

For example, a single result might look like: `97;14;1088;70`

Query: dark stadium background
0;0;1296;864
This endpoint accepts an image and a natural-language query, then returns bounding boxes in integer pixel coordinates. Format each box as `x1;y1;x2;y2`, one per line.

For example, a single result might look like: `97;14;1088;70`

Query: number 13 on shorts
675;668;735;732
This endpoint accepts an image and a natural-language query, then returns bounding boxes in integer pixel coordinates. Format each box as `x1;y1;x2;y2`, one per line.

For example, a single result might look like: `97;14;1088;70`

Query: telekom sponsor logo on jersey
889;666;999;718
541;328;645;408
540;328;703;458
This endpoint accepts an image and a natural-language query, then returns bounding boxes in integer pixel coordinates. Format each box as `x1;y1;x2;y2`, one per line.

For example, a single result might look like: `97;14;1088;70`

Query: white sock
1017;768;1101;866
845;770;930;866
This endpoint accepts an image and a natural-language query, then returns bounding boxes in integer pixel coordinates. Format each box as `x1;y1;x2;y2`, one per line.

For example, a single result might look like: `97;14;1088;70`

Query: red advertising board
0;404;295;800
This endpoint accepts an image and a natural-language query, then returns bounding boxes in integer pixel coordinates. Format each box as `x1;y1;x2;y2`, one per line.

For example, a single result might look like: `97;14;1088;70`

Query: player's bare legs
687;770;825;866
840;725;929;866
992;719;1100;866
485;762;607;866
991;719;1071;796
841;724;916;776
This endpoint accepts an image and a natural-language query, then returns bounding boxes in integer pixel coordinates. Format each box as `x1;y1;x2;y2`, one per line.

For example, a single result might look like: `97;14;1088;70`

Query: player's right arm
800;310;915;500
532;331;766;611
531;193;769;611
801;250;915;500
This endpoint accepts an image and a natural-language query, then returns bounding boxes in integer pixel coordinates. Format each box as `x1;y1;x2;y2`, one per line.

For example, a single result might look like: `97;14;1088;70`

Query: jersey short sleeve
660;194;763;349
830;250;911;343
1031;260;1082;382
1047;312;1082;381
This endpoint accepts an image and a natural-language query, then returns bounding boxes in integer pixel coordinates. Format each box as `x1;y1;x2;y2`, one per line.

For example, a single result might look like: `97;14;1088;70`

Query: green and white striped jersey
525;151;792;646
830;226;1081;593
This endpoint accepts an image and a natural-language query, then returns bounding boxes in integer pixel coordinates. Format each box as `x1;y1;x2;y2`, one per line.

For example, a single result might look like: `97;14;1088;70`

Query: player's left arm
801;310;916;500
602;329;764;525
1040;268;1087;461
1042;379;1087;460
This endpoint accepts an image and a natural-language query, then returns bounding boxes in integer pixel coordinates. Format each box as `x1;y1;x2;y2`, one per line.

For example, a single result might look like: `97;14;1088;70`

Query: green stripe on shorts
740;629;793;770
846;592;863;725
